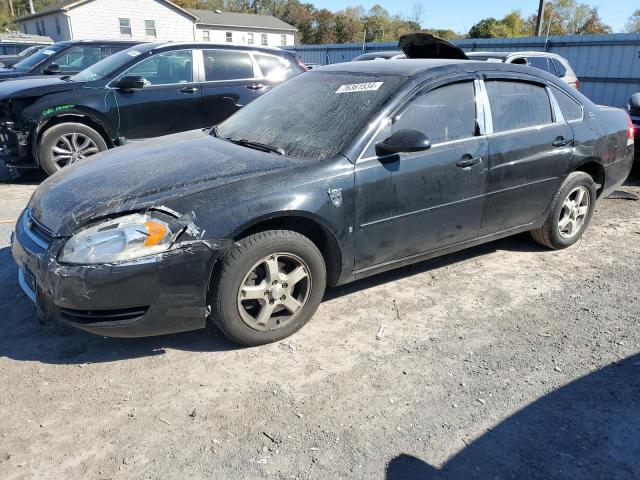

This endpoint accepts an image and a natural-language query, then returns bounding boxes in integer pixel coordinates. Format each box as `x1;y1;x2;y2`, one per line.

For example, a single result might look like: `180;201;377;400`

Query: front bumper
11;210;219;337
0;123;35;168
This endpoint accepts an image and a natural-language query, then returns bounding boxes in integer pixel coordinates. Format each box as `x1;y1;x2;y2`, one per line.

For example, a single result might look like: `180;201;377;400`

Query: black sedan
0;42;304;175
12;59;634;346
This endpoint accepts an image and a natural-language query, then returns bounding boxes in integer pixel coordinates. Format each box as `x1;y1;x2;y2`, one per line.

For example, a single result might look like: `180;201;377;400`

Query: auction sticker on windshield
336;82;383;93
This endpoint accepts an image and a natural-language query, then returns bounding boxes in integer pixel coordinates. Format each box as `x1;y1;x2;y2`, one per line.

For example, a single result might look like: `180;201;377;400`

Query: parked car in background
0;45;46;68
0;42;305;175
352;50;406;61
466;51;580;89
12;58;633;346
0;32;52;55
629;93;640;160
0;40;140;82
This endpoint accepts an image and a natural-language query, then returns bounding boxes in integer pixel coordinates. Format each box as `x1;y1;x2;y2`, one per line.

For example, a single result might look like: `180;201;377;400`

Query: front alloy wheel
51;133;100;169
211;230;327;346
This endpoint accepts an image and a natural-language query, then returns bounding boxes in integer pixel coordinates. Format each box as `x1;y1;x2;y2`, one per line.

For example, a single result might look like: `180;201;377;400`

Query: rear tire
38;122;108;176
531;171;596;249
211;230;326;347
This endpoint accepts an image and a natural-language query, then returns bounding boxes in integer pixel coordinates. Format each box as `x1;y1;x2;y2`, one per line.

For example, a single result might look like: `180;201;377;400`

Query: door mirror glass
43;63;61;75
114;74;145;90
376;129;431;156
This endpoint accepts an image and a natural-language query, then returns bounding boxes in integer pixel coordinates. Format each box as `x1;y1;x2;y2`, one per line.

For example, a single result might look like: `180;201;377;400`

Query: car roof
318;58;475;76
467;51;562;59
50;40;142;48
141;42;294;56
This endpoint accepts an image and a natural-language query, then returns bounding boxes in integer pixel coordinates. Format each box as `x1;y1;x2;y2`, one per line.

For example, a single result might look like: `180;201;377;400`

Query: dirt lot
1;168;639;480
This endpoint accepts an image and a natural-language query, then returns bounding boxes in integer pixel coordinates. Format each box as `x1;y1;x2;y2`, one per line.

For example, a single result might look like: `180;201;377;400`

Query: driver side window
364;81;477;158
125;50;193;86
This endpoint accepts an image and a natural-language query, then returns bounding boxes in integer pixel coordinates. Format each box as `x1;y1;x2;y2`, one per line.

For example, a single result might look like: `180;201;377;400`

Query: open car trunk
398;33;469;60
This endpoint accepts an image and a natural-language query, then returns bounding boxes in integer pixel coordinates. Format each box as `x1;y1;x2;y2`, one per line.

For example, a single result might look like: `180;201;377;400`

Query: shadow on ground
386;354;640;479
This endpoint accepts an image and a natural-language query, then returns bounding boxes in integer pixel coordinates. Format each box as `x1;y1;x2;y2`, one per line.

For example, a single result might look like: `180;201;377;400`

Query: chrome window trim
487;122;560;139
547;85;566;123
476;78;493;135
358;135;488;164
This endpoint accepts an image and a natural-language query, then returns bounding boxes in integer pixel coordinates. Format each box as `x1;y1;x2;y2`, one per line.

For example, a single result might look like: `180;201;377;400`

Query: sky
317;0;636;34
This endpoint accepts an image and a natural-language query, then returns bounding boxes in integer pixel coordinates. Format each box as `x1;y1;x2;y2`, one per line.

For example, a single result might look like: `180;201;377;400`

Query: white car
466;51;580;90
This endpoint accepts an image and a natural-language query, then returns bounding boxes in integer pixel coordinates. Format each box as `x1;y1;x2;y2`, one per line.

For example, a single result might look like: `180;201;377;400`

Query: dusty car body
12;59;634;346
0;42;304;175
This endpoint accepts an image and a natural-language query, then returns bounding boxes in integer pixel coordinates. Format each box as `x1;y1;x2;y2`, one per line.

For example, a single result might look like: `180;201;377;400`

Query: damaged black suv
0;42;304;175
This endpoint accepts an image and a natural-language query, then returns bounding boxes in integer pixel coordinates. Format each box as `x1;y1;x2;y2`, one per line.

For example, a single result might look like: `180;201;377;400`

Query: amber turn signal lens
144;220;168;247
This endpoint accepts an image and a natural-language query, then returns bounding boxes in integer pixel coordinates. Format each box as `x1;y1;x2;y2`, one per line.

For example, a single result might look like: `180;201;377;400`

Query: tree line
1;0;639;44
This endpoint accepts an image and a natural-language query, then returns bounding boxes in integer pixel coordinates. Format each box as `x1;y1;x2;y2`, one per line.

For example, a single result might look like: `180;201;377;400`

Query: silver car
466;51;580;90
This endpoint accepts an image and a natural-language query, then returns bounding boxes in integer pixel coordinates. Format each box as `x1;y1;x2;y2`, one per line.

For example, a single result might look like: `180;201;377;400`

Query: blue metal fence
287;33;640;108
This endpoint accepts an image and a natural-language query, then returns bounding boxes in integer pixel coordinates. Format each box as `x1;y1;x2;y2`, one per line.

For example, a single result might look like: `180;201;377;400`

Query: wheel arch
33;113;115;159
230;212;345;287
573;160;606;198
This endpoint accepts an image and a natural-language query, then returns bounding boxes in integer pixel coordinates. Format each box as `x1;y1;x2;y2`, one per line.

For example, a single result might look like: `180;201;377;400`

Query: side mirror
114;75;145;90
375;129;431;156
43;63;61;75
630;93;640;110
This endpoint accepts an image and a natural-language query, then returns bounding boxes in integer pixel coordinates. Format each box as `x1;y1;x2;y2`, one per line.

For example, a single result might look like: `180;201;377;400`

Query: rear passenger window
203;50;254;82
254;54;294;82
551;86;583;122
527;57;552;73
486;81;552;133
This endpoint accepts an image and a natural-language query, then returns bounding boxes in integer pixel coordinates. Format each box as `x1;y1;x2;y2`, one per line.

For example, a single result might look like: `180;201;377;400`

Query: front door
480;78;575;234
114;49;203;140
354;78;489;271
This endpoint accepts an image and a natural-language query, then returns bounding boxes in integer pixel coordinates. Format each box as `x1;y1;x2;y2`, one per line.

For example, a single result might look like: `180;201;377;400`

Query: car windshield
72;48;143;82
216;71;405;160
12;45;64;71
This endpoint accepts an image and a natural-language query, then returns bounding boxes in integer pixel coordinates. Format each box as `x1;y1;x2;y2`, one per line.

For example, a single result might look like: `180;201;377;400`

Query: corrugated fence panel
287;33;640;108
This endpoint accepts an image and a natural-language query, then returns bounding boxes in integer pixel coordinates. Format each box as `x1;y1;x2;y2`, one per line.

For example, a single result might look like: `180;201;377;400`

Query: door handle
457;156;482;169
179;87;199;94
552;137;574;148
246;83;265;90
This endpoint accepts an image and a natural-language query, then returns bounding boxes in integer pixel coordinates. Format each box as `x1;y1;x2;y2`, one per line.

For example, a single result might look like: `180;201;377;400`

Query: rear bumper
11;210;219;337
601;146;634;198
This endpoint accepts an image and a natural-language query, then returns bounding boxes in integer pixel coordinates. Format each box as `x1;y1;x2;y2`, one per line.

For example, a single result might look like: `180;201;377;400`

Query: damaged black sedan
12;59;634;346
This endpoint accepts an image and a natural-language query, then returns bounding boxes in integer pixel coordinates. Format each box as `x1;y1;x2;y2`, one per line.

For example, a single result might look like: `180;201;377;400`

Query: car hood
0;68;25;80
29;130;311;237
398;33;469;60
0;76;79;99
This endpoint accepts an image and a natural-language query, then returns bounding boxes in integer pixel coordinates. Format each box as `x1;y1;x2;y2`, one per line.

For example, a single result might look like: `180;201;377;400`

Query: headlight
59;213;174;265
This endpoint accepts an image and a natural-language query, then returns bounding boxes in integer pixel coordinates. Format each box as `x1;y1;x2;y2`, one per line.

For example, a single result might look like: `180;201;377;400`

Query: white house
16;0;297;47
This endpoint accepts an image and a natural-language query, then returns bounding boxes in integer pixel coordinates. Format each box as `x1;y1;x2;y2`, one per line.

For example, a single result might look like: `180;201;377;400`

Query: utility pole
535;0;546;37
7;0;14;17
28;0;35;14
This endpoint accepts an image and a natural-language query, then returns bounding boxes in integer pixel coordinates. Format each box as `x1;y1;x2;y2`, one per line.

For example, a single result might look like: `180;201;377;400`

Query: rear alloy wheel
531;171;596;249
38;122;108;175
211;230;326;346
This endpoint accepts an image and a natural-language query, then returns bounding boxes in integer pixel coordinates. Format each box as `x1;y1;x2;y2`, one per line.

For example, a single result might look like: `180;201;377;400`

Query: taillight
627;114;635;146
574;79;581;90
296;56;309;71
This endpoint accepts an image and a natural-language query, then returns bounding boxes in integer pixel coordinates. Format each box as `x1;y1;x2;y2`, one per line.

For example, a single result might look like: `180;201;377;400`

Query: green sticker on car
43;104;76;116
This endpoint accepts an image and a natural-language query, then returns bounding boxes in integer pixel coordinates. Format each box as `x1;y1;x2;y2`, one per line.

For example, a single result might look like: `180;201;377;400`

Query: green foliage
625;9;640;33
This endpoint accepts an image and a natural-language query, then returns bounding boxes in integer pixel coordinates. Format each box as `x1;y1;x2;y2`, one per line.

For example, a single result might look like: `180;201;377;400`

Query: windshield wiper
225;137;285;156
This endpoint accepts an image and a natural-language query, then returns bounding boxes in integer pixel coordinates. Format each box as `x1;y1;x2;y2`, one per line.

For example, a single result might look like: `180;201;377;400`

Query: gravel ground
1;167;639;480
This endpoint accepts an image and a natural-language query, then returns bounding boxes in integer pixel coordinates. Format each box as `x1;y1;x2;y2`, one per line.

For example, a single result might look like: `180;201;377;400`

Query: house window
281;34;286;46
261;33;267;45
145;20;157;38
203;30;210;41
55;17;61;35
23;24;28;34
119;18;132;37
247;33;254;45
226;32;232;43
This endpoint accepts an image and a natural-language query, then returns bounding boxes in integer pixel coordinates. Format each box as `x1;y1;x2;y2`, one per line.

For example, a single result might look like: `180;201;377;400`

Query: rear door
199;49;264;127
114;49;203;139
354;76;489;270
480;76;574;235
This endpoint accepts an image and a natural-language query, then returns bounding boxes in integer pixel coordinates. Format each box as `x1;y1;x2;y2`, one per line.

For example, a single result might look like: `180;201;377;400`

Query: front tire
531;171;596;249
211;230;327;347
38;122;108;175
